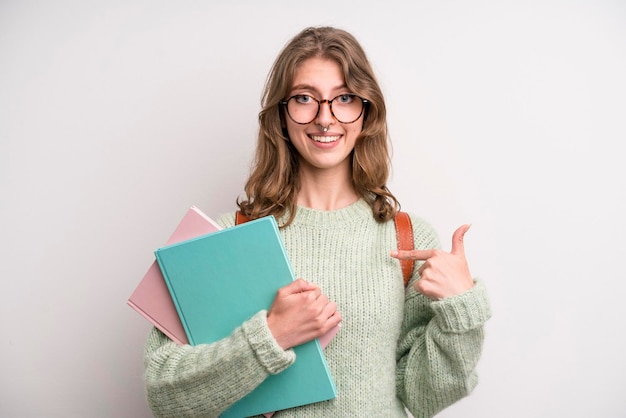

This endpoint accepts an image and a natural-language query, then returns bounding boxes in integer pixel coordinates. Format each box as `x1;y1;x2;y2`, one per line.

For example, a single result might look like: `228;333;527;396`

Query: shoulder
400;211;441;250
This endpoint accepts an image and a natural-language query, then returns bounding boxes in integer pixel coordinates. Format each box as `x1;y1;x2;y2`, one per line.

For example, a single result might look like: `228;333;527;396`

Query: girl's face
283;57;364;176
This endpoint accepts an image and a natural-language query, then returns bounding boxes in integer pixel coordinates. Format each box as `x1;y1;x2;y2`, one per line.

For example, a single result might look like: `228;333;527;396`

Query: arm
396;281;491;418
392;218;491;417
144;311;295;418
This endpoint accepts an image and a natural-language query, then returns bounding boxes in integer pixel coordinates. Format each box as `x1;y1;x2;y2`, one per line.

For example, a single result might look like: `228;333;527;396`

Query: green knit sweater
144;199;491;417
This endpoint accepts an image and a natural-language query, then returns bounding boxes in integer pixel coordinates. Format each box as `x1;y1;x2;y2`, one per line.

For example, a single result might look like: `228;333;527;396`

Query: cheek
345;121;364;141
284;123;300;142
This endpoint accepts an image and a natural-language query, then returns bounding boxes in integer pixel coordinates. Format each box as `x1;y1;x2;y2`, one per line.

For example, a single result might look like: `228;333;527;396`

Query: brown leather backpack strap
394;211;414;287
235;211;250;225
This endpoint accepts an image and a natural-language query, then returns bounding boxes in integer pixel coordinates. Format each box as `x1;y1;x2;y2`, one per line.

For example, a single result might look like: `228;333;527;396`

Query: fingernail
389;250;398;257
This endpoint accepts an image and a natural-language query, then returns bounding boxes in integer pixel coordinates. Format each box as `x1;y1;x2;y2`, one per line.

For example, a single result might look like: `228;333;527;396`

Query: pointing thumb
451;224;471;255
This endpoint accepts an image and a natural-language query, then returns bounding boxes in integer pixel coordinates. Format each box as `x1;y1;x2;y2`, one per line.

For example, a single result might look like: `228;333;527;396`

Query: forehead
291;57;345;93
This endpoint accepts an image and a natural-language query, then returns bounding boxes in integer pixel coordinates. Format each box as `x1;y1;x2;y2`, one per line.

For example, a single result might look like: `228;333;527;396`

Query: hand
390;224;474;300
267;278;341;350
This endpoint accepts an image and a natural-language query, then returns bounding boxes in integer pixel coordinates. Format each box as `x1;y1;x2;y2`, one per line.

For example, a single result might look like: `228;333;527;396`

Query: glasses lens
286;95;318;124
331;94;364;124
286;94;364;124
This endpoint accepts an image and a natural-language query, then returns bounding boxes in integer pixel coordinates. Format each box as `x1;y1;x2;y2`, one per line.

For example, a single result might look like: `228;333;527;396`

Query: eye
336;94;355;104
294;95;315;104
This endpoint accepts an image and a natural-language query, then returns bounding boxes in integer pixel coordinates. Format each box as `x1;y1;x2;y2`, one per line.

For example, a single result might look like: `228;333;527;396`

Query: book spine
155;250;194;345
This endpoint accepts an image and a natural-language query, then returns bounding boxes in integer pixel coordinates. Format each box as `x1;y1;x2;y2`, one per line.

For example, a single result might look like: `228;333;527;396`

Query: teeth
311;135;340;143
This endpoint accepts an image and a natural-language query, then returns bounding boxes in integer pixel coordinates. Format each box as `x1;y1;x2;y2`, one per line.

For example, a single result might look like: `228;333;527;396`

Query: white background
1;1;625;417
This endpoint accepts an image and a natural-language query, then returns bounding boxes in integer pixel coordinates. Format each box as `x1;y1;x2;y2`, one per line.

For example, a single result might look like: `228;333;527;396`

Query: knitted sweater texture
144;199;491;417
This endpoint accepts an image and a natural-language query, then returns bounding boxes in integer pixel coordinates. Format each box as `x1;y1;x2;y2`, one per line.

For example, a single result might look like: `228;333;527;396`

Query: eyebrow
289;83;349;95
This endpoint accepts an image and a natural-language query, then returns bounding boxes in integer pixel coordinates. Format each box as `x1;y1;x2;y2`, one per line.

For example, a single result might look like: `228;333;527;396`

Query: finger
311;292;328;307
322;301;338;319
390;249;436;261
285;278;318;294
450;224;471;255
417;261;427;276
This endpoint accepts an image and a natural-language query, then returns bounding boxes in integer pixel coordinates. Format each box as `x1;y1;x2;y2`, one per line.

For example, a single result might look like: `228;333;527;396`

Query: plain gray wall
1;0;625;417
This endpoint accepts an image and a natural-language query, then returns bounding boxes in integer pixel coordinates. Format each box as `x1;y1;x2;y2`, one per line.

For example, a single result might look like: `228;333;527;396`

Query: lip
309;134;341;144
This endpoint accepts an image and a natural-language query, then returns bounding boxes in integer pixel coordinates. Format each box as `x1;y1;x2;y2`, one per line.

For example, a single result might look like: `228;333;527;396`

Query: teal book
154;216;337;418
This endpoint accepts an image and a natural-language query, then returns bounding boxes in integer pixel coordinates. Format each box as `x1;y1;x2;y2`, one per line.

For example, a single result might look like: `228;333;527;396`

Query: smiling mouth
310;135;340;143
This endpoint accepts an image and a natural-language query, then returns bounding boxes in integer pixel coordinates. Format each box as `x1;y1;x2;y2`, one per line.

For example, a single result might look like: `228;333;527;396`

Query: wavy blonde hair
237;26;399;226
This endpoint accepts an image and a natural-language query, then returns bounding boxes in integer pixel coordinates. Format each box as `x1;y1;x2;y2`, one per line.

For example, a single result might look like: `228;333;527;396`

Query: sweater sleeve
144;310;296;417
395;217;492;418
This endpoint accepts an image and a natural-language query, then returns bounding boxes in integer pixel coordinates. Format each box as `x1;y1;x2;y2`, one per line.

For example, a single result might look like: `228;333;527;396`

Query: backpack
235;211;414;287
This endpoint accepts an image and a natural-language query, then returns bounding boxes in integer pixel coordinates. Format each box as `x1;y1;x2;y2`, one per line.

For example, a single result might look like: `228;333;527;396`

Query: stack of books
127;206;338;417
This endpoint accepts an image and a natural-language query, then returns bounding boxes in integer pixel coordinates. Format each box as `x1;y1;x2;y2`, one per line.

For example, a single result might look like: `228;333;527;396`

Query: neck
297;165;359;211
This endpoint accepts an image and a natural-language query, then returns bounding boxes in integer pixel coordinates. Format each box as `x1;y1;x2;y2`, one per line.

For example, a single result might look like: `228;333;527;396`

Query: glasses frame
280;94;369;125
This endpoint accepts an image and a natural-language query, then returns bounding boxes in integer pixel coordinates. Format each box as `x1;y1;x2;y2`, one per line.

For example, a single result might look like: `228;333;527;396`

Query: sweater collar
280;198;373;228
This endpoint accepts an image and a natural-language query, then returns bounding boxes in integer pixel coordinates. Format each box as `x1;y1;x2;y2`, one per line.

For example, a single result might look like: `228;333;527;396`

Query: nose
315;99;335;127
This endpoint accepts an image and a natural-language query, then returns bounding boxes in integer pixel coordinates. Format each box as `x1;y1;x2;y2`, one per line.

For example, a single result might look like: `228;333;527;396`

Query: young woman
144;26;491;418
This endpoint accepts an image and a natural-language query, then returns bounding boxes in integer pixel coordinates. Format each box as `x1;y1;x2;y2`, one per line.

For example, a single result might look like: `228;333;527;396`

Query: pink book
127;206;221;344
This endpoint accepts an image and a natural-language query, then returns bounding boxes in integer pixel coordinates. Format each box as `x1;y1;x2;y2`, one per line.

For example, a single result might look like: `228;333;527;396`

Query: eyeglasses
280;94;368;125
